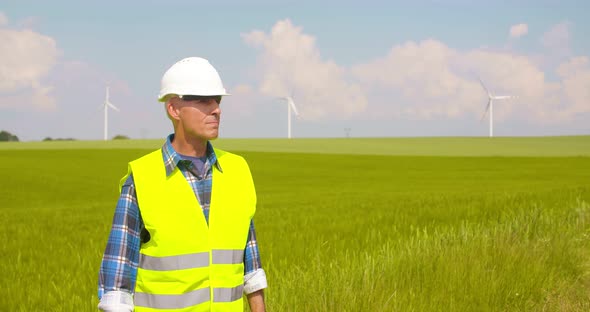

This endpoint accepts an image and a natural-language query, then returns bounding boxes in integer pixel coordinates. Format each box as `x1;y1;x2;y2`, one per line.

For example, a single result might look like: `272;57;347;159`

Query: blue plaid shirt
98;135;263;299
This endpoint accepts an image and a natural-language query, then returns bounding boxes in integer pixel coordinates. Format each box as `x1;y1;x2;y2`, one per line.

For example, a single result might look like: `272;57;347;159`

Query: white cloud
240;19;588;126
352;39;478;119
0;12;8;26
541;21;571;57
556;56;590;116
0;21;60;110
509;23;528;38
231;83;253;94
221;83;257;118
556;56;588;77
352;38;585;123
241;19;368;120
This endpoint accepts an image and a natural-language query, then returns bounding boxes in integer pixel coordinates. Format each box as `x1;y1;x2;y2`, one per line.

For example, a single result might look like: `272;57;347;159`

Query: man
98;57;267;312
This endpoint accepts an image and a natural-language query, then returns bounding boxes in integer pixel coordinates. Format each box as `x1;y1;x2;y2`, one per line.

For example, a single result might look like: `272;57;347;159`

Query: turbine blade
107;102;120;111
492;95;516;100
480;99;491;122
478;77;492;97
288;97;299;116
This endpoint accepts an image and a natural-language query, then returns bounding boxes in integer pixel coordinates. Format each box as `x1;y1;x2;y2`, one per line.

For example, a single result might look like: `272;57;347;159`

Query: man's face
169;95;222;141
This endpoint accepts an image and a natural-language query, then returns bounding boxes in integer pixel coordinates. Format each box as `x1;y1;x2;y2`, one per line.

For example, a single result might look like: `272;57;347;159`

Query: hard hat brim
158;93;231;102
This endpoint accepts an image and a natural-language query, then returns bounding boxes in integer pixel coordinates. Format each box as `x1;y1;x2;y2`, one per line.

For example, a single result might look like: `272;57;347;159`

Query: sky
1;0;589;141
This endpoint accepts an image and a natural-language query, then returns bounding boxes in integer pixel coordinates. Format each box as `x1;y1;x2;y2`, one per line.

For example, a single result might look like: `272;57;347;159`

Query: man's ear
166;100;180;120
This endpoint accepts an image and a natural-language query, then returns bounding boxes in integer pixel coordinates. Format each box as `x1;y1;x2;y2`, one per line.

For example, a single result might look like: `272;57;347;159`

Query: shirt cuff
98;290;134;312
243;268;268;294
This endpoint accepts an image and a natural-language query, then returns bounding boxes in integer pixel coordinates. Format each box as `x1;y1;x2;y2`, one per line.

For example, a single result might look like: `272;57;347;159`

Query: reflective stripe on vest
135;288;210;309
134;285;244;309
139;249;244;271
213;285;244;302
126;148;256;312
212;249;244;265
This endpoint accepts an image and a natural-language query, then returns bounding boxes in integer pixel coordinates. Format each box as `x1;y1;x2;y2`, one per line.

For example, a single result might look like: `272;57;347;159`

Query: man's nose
210;102;221;115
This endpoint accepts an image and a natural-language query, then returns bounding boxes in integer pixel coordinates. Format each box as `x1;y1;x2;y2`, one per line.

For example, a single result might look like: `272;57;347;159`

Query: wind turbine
478;78;516;137
103;86;119;141
278;96;299;139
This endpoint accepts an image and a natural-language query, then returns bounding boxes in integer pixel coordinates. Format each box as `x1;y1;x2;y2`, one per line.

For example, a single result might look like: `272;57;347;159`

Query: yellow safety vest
121;148;256;312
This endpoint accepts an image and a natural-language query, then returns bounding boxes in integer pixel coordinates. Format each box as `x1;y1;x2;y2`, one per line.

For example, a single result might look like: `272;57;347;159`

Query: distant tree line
112;134;130;140
43;137;76;141
0;130;19;142
0;130;130;142
42;135;129;141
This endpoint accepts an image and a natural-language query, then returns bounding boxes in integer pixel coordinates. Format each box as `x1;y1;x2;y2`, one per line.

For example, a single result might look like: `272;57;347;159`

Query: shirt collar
161;134;222;176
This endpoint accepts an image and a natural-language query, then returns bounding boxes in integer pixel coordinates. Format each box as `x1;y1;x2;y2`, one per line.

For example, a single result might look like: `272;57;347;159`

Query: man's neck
171;135;208;157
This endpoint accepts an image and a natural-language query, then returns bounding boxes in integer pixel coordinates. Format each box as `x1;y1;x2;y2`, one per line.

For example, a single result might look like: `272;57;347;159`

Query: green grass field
1;137;589;311
2;135;590;156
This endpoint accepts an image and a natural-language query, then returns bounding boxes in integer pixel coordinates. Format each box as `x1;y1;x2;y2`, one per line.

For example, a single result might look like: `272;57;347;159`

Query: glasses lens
181;95;221;103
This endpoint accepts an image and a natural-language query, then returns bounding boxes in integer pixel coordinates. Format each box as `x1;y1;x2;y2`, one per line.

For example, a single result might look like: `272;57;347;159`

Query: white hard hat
158;57;230;102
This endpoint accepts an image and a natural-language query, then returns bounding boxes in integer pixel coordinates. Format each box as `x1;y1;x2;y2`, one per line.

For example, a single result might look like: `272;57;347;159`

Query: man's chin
207;132;219;140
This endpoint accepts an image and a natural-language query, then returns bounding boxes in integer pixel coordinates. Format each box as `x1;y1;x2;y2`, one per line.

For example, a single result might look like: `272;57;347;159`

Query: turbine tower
103;86;119;141
478;78;516;137
278;96;299;139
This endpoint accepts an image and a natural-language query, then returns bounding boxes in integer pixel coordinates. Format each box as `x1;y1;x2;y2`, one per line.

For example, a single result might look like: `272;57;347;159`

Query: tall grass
0;147;589;311
263;199;590;311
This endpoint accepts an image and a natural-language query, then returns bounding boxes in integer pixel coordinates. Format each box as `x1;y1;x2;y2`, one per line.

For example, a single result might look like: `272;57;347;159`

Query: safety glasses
179;95;222;104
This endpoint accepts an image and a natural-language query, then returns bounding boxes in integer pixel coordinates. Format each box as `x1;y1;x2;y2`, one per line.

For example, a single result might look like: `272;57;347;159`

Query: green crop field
1;136;589;311
2;135;589;156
